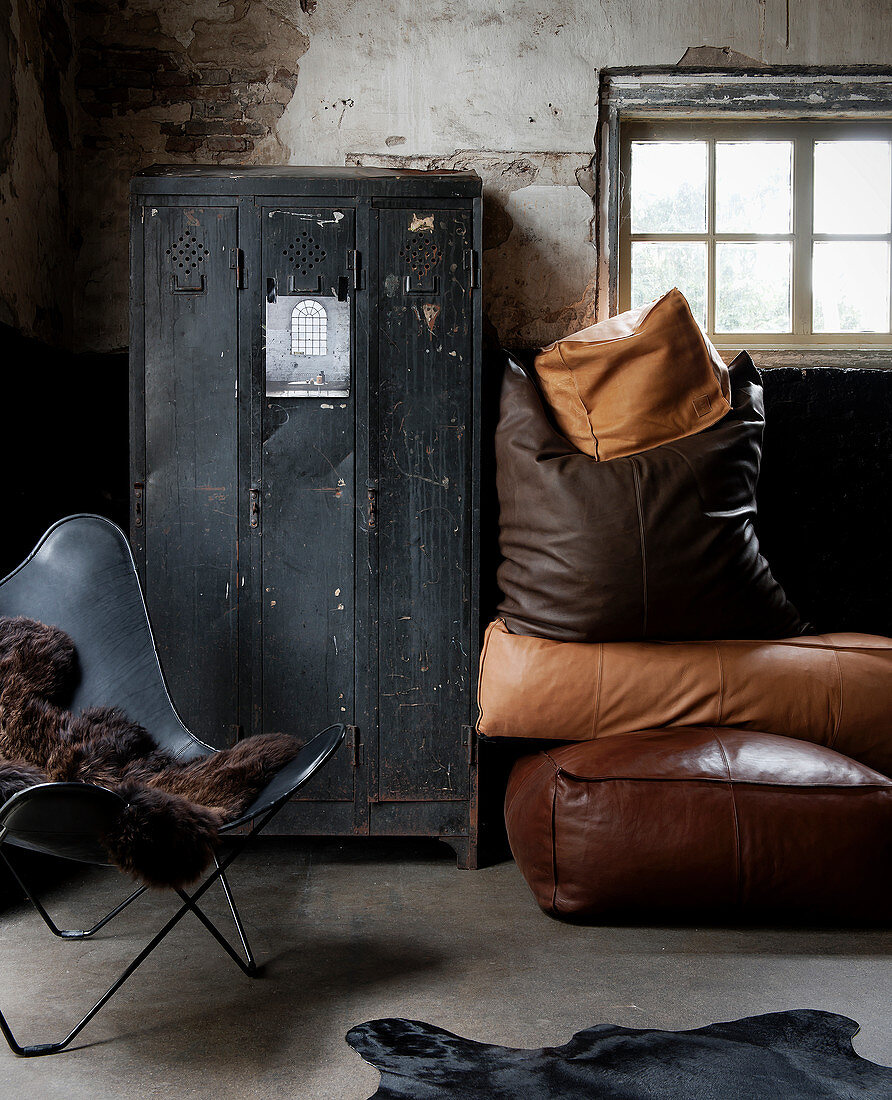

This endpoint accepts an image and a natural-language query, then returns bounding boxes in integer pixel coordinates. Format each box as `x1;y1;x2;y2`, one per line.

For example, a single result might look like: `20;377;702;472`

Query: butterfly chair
0;514;345;1056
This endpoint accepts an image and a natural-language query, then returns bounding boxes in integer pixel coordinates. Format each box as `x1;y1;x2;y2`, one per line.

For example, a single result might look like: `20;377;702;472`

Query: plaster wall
60;0;892;351
0;0;75;345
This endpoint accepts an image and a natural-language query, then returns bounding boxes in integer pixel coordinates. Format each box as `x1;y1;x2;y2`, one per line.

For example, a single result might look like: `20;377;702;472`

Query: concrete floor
0;838;889;1099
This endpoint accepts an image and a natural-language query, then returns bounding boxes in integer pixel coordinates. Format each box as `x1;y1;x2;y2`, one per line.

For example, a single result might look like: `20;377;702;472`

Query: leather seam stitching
715;642;725;727
624;634;889;654
541;750;562;773
550;769;560;913
504;756;556;815
591;643;603;740
712;729;742;907
555;341;599;459
547;773;891;791
829;646;844;751
475;620;496;732
630;458;648;636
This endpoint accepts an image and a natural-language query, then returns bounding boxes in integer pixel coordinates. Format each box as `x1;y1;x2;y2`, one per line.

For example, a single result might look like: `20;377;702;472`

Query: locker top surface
131;165;482;199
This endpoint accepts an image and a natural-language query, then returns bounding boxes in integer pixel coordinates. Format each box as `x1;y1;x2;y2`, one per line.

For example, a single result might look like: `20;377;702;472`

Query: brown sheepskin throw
0;616;302;888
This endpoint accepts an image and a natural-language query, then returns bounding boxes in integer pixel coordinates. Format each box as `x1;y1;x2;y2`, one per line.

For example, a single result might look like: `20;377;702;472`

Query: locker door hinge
348;249;362;290
347;725;362;767
249;486;261;529
230;247;246;289
462;724;477;765
133;482;144;528
463;249;480;289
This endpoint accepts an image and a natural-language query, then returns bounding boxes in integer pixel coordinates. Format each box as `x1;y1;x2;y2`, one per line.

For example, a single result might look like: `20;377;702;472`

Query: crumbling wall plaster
1;0;76;344
69;0;892;352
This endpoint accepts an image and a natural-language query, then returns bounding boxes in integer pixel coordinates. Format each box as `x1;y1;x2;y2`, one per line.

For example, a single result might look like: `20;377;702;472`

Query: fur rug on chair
0;616;303;887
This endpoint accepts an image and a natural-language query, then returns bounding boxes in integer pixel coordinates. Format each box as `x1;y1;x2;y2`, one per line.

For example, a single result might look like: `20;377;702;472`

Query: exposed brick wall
77;45;297;160
0;0;76;345
69;0;309;350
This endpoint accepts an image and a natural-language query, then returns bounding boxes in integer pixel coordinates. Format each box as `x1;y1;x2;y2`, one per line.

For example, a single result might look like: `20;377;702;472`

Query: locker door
376;207;475;801
258;205;356;801
142;204;239;748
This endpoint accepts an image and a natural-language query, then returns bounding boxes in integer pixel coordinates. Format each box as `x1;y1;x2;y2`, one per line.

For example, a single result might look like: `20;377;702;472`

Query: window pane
715;142;792;233
814;141;891;234
631;241;707;326
813;241;890;332
630;142;707;232
715;242;791;333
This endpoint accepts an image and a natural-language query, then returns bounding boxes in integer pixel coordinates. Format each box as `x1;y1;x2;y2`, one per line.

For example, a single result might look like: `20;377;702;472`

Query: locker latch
347;725;362;767
250;487;261;529
366;480;378;530
348;250;362;291
133;482;144;529
463;249;480;289
230;248;246;289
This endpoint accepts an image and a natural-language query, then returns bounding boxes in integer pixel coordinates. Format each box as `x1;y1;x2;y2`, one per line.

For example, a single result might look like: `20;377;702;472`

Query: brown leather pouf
505;727;892;922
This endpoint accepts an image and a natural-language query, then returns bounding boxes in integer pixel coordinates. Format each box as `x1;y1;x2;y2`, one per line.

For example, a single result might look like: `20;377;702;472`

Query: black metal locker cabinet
130;167;483;865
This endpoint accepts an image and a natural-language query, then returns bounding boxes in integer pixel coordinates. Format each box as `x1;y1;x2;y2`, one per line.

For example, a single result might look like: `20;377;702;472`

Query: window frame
598;68;892;366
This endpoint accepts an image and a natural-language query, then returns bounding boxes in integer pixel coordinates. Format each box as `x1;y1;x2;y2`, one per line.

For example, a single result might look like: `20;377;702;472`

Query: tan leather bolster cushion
505;728;892;919
478;619;892;778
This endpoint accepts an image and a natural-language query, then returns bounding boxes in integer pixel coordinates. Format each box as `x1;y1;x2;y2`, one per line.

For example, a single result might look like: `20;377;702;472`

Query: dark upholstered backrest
758;367;892;637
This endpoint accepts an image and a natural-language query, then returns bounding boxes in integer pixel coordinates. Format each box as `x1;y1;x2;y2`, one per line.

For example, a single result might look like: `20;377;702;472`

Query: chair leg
0;882;206;1056
214;854;256;970
1;848;147;939
0;809;283;1055
0;844;254;1057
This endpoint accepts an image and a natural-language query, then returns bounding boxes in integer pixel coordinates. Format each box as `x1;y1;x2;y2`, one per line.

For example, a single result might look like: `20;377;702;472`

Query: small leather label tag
693;394;712;417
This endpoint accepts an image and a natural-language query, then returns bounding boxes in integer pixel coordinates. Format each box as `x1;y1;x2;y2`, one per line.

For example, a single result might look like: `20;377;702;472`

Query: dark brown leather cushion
505;728;892;921
496;351;807;642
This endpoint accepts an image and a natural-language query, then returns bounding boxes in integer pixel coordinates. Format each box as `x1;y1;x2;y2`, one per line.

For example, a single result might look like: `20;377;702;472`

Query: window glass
715;242;792;333
630;241;707;326
813;241;890;332
630;142;707;233
814;141;891;235
715;141;792;233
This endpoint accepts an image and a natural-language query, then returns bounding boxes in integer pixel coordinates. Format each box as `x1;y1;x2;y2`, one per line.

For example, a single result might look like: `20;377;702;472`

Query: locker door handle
463;249;480;289
405;274;440;295
170;273;206;293
288;274;322;294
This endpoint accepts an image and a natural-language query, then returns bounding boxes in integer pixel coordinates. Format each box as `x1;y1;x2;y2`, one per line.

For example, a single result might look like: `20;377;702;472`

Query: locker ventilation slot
283;233;327;277
399;236;442;276
166;234;210;274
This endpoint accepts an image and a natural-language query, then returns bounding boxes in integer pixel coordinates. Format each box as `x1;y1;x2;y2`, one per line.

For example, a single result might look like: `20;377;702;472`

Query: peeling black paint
0;0;18;176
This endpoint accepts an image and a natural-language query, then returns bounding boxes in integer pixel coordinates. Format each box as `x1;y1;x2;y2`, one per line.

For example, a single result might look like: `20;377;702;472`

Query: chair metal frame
0;515;345;1056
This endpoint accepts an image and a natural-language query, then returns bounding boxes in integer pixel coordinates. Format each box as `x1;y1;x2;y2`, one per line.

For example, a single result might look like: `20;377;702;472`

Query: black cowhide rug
346;1010;892;1099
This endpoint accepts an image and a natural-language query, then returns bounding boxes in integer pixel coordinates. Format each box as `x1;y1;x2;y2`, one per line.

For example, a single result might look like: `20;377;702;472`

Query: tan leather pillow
534;288;732;459
477;619;892;778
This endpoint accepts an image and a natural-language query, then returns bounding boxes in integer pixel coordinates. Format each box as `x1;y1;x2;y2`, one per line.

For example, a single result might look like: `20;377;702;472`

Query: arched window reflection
291;299;327;355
